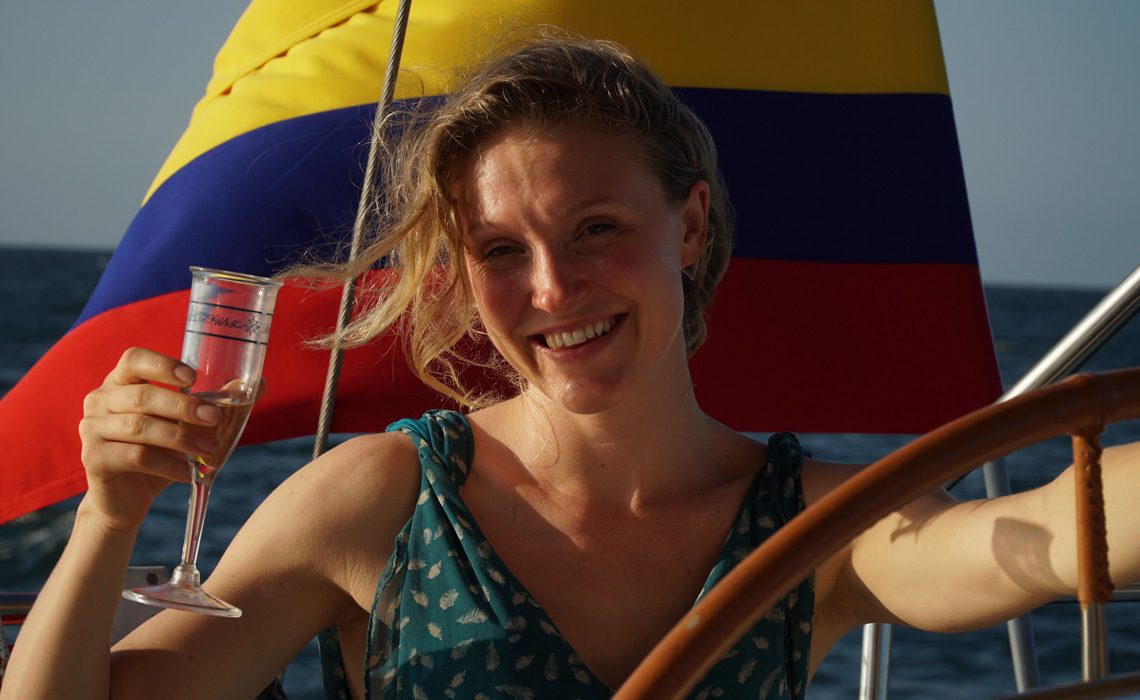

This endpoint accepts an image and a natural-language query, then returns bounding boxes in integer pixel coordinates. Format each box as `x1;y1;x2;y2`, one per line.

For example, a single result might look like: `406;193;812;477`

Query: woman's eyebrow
463;218;492;236
463;195;635;238
556;195;630;218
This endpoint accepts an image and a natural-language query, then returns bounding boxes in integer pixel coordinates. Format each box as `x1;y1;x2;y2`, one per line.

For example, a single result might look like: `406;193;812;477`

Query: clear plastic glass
122;267;281;617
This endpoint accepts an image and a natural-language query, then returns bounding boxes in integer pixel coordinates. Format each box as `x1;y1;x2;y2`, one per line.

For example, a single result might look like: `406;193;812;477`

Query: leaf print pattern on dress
447;639;472;660
738;657;758;683
495;685;535;700
318;412;814;700
458;608;489;625
440;589;460;609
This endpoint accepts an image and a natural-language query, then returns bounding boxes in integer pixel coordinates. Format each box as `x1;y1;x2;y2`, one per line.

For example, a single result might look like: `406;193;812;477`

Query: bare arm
825;441;1140;635
2;348;209;699
2;501;139;699
109;431;419;699
1;349;420;699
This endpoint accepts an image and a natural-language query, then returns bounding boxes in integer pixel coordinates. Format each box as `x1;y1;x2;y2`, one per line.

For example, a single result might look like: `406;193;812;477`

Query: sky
0;1;1137;290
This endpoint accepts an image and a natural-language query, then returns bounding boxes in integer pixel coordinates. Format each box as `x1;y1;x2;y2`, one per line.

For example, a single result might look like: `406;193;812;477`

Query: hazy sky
1;1;1137;289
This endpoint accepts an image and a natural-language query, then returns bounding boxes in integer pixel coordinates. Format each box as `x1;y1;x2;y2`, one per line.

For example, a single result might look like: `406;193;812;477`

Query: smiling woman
305;34;735;414
0;1;1010;527
3;29;1139;700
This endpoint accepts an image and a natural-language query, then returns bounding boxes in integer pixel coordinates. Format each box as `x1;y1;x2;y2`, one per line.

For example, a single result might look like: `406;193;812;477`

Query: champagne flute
123;267;281;617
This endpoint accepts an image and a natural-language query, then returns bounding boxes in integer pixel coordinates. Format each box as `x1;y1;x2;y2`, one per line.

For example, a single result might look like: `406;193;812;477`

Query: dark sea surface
1;246;1138;698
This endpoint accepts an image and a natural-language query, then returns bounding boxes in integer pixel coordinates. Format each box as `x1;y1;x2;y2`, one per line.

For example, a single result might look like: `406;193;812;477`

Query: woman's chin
538;376;633;416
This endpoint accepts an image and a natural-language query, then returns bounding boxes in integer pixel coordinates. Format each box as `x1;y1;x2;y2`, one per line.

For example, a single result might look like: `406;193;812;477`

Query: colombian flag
0;1;1002;523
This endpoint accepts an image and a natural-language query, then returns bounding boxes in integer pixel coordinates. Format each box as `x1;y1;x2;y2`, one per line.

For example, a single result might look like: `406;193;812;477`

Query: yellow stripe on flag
146;0;948;203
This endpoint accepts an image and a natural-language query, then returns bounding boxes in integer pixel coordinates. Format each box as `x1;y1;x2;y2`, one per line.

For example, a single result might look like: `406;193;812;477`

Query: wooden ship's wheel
616;367;1140;699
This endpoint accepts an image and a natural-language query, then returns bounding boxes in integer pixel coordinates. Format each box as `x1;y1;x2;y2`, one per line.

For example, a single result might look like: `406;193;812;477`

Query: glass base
122;564;241;618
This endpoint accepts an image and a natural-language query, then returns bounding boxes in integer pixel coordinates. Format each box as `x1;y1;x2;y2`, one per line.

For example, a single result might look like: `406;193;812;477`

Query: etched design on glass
185;301;272;344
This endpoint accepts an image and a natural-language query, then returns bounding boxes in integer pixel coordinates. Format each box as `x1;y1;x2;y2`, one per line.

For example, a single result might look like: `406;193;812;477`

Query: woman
4;34;1138;700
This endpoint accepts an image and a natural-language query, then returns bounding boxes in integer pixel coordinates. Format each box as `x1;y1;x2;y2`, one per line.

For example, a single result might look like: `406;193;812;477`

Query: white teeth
544;317;615;349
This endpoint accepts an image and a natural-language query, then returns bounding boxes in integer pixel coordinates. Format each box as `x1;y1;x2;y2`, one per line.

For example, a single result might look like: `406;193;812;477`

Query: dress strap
765;431;809;526
386;409;474;488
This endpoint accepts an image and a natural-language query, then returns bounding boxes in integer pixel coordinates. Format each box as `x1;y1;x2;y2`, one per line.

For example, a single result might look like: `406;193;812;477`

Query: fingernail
174;365;196;385
195;435;219;454
196;404;219;424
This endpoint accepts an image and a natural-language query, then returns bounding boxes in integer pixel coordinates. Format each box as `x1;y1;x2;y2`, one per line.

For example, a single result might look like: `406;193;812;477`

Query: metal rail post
859;623;892;700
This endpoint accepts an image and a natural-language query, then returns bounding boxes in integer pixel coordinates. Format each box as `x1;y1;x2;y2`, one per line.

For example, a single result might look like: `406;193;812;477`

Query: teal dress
320;410;814;699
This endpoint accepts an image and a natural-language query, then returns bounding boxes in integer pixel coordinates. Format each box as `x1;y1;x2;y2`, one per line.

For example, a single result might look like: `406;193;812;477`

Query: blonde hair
311;33;734;409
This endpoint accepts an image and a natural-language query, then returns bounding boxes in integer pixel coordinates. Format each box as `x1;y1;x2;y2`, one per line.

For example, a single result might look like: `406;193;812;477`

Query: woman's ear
680;180;711;267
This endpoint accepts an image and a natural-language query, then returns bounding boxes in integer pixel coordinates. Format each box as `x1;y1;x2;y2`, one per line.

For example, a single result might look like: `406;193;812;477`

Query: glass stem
178;461;216;576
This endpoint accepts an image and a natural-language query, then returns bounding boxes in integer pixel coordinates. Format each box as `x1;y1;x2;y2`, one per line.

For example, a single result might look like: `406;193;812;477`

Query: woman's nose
531;249;588;314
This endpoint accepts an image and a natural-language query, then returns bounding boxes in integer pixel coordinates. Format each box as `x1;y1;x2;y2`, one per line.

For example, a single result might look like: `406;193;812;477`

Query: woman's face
457;123;708;414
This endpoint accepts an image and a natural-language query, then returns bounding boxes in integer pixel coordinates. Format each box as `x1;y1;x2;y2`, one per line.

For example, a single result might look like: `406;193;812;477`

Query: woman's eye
576;222;620;249
483;244;521;260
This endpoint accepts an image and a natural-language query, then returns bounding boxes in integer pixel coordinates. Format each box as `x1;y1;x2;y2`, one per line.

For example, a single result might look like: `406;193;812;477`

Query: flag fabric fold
0;0;1001;523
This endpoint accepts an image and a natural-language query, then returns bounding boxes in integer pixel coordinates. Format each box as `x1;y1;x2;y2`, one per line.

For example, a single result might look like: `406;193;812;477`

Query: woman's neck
472;374;744;513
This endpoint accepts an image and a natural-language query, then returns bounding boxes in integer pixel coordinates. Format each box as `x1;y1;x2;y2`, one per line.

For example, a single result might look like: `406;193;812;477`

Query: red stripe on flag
692;259;1002;433
0;275;443;523
0;261;1000;522
0;294;181;523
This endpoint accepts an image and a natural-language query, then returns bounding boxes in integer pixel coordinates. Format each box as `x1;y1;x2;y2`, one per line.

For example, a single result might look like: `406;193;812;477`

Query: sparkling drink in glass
123;267;281;617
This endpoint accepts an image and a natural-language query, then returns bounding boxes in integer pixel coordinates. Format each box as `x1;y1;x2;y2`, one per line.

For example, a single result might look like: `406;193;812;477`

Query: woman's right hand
77;347;220;531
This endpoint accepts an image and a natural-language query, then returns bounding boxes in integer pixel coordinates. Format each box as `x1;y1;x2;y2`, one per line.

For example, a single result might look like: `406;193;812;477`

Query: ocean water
1;247;1138;698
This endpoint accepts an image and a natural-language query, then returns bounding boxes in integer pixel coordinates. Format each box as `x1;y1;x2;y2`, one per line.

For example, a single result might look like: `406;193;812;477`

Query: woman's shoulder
301;429;424;510
247;430;424;561
231;429;425;609
798;454;864;508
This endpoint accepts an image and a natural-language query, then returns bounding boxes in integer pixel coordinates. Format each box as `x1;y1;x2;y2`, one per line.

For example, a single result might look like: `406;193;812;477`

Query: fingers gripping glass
123;267;281;618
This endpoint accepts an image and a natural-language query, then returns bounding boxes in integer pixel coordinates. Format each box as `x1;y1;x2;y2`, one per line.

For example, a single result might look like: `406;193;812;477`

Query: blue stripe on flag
689;88;974;265
80;89;974;324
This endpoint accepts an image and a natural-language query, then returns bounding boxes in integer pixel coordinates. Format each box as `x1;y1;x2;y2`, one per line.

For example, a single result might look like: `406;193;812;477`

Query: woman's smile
535;315;620;350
